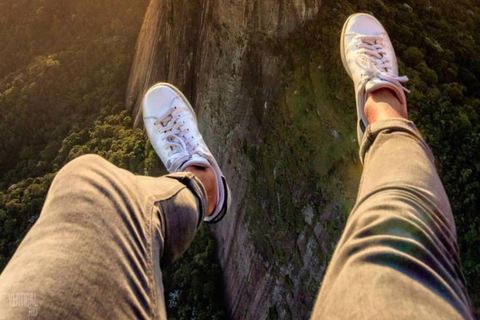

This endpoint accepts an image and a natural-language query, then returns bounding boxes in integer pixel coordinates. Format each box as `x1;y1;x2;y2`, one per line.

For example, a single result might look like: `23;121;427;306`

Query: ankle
364;88;408;124
184;166;217;216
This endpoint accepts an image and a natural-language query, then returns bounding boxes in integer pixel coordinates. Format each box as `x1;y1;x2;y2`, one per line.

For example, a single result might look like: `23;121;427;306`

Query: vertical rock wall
126;1;321;318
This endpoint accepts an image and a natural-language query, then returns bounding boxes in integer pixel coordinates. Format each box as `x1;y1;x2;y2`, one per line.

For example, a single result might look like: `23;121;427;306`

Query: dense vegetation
0;0;227;318
246;0;480;317
0;0;479;318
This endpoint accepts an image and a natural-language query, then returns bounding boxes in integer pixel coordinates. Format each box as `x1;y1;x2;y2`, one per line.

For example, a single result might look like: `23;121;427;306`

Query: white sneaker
340;13;409;143
142;83;231;223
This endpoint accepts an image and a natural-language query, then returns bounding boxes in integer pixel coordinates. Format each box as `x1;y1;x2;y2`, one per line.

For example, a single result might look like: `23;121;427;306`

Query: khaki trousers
311;119;473;319
0;119;474;319
0;155;206;319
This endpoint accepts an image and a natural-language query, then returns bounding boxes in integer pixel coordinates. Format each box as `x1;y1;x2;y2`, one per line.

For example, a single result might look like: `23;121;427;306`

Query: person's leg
0;154;208;319
311;13;474;319
142;82;231;224
184;166;218;216
311;89;473;319
0;82;230;319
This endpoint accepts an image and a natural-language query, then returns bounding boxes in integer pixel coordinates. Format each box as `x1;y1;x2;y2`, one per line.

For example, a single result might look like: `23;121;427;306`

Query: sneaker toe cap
143;85;179;118
344;13;386;36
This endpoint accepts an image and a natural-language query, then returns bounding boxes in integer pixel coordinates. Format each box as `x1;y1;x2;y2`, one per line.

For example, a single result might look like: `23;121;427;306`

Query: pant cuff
165;172;208;227
359;118;430;165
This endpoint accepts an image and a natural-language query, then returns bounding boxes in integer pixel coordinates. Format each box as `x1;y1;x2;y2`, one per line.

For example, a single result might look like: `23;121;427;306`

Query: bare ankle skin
365;88;408;124
184;166;217;216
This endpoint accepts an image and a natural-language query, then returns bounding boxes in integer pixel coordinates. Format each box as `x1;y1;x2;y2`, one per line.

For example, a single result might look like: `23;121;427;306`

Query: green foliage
403;46;424;66
0;175;53;268
163;227;228;320
0;0;147;185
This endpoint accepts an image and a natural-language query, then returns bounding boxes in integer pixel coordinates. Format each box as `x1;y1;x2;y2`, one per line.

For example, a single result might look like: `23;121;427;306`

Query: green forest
0;0;479;318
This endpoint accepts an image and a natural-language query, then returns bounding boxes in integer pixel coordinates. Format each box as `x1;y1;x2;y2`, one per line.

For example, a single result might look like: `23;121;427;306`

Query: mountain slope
128;0;480;318
0;0;479;319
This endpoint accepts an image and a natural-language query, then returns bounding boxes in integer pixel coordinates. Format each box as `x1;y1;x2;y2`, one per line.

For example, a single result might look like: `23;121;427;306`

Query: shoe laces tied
354;35;410;93
154;102;207;171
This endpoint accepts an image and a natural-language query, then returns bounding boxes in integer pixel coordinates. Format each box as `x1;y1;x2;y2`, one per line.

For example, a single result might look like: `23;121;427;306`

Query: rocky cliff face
126;1;360;319
127;0;320;127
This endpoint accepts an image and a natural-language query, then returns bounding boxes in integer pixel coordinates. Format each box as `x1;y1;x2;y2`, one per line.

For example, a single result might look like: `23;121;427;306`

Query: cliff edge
127;1;323;318
126;1;364;319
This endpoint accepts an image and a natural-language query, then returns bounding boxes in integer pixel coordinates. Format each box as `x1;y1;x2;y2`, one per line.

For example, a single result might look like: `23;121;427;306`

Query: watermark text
8;293;38;317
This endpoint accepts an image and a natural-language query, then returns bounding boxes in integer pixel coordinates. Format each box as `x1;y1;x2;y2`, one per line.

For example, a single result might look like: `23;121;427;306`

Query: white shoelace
154;103;206;171
354;35;410;93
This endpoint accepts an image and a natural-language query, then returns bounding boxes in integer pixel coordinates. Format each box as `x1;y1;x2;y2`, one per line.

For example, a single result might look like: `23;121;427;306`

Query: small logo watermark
8;293;38;317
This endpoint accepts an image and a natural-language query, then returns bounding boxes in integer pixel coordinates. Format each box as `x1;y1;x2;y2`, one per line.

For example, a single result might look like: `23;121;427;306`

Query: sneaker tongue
365;78;406;105
179;154;210;170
